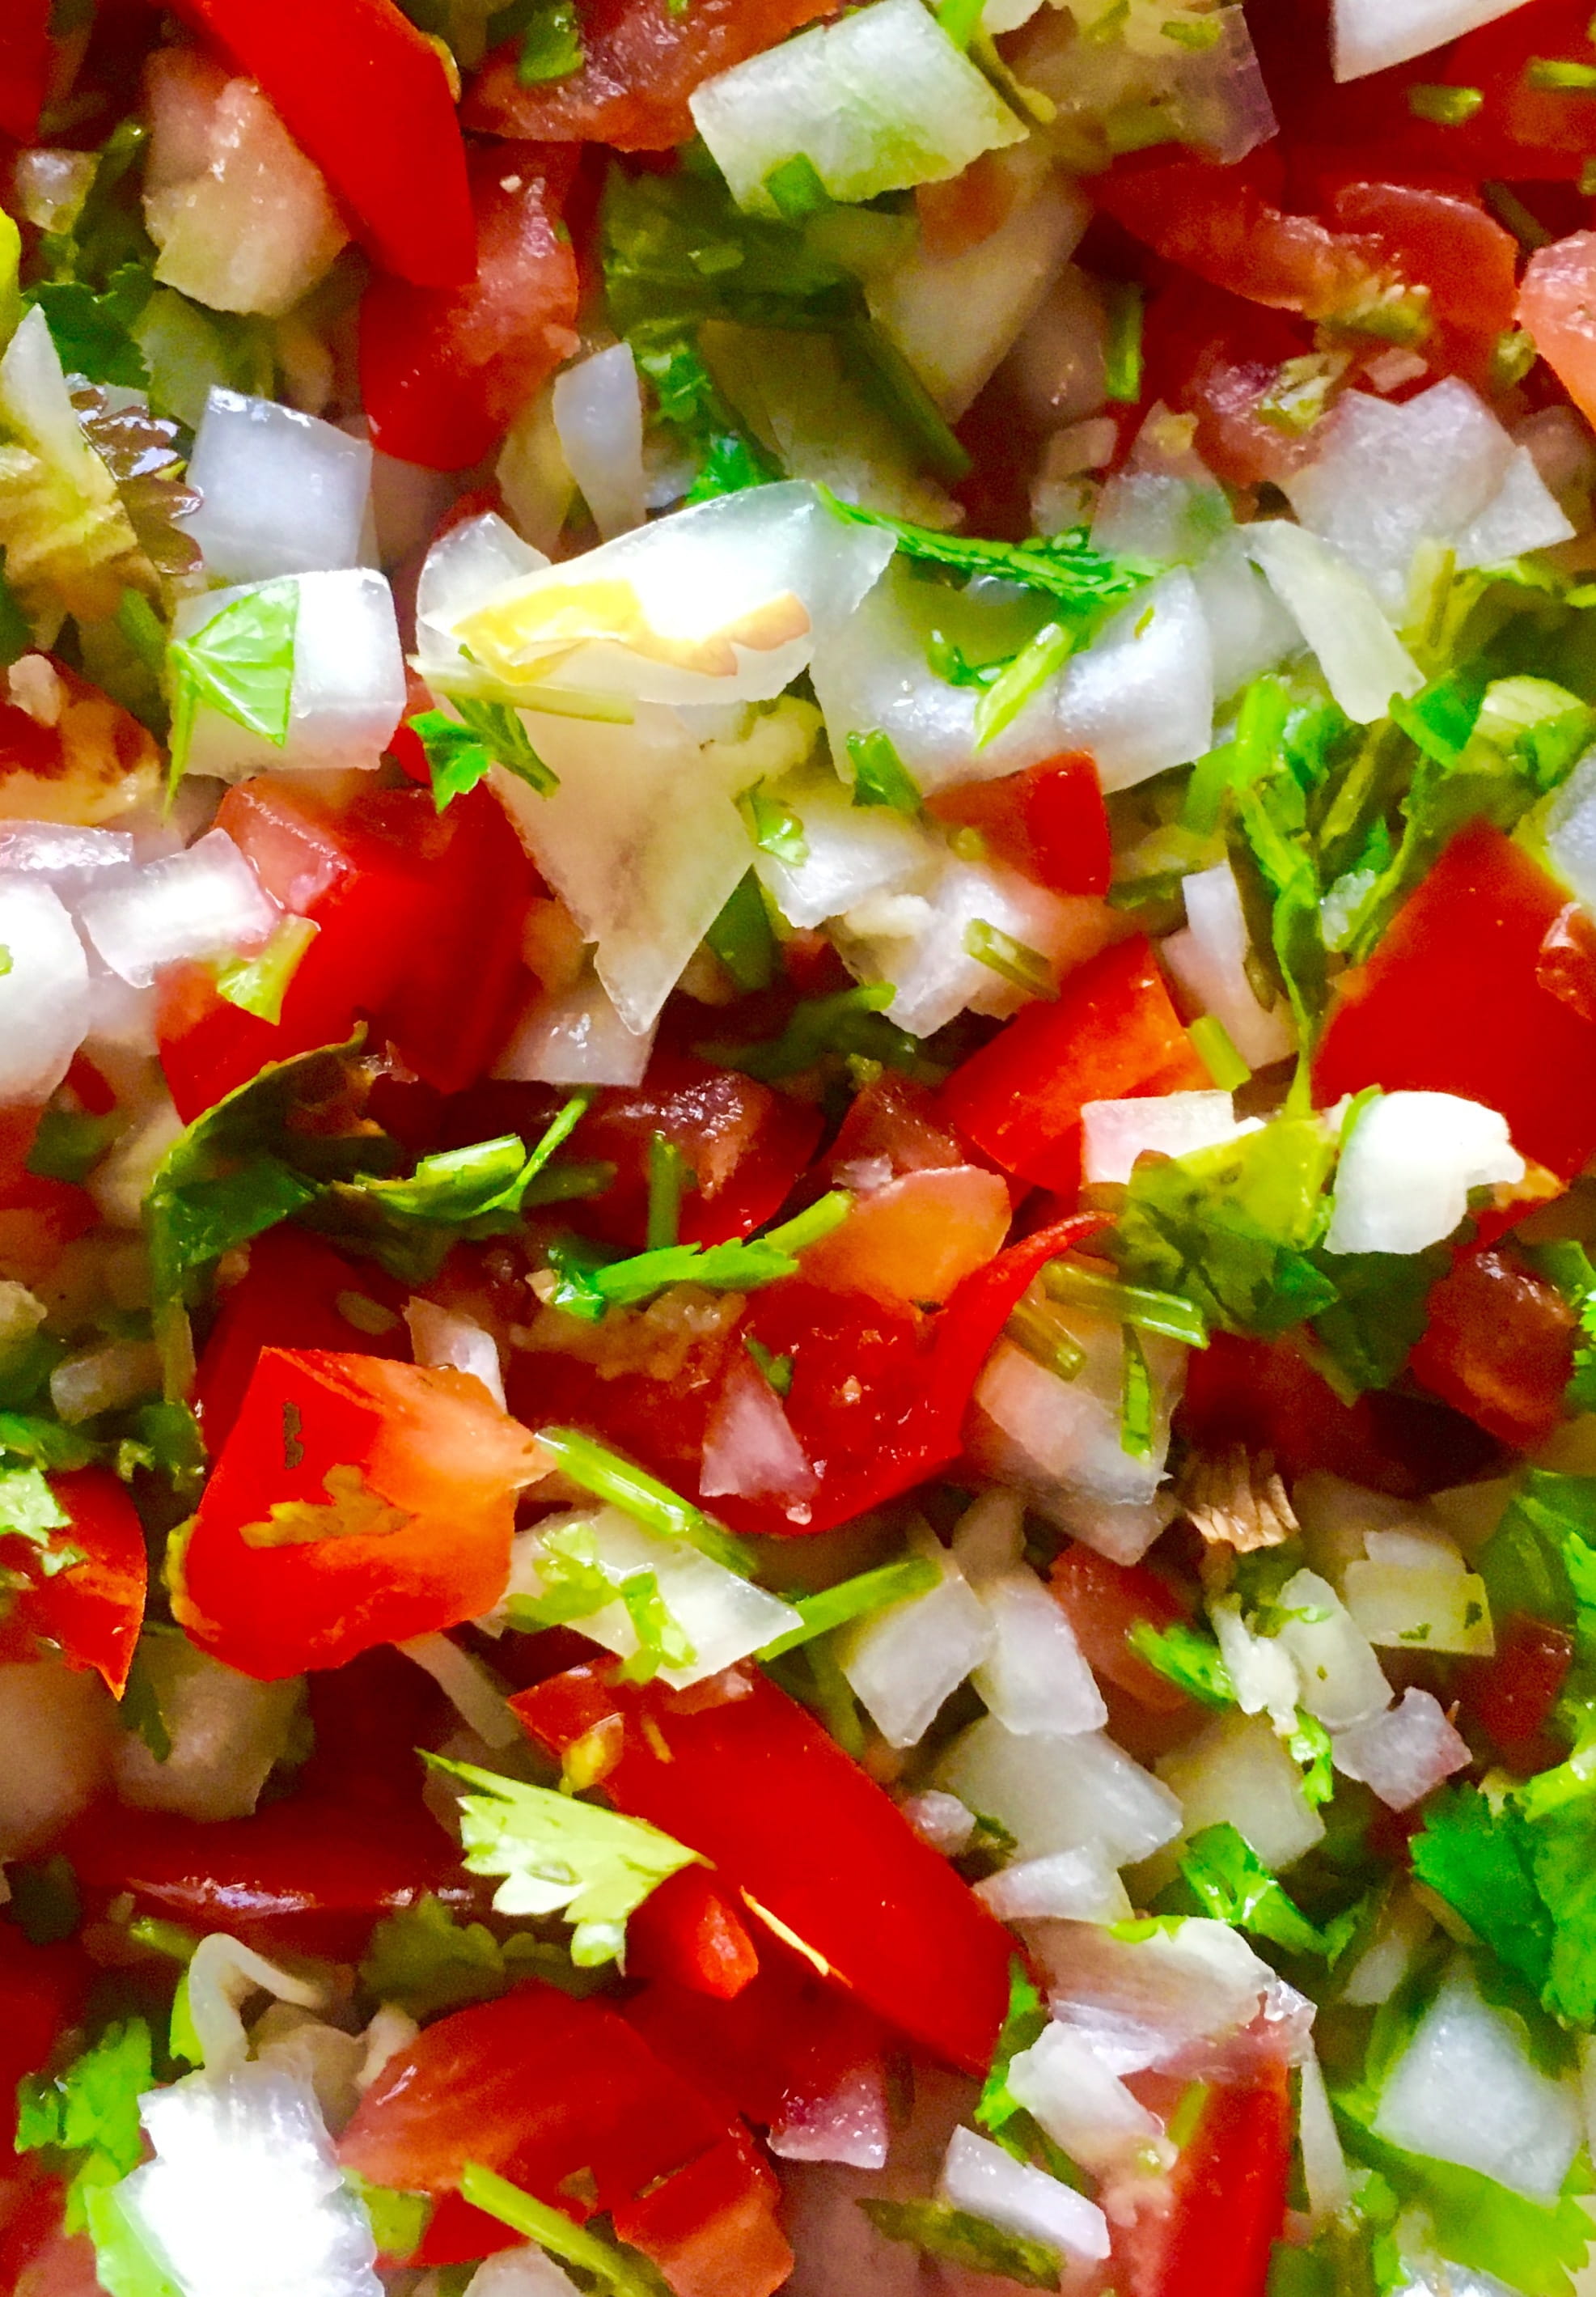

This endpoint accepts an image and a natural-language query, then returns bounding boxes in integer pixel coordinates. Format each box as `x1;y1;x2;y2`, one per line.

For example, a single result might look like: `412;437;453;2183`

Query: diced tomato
1048;1545;1192;1714
514;1663;1013;2075
0;659;160;816
1314;822;1596;1183
1458;1610;1574;1761
0;1928;90;2148
612;2134;791;2297
0;0;50;142
462;0;834;151
0;1469;147;1697
1521;231;1596;429
1317;176;1518;385
0;1170;97;1288
1113;2066;1290;2297
339;1979;791;2291
795;1166;1014;1307
168;0;475;285
926;755;1112;896
1435;0;1596;181
822;1073;970;1185
938;934;1204;1192
359;142;581;472
0;2175;75;2297
194;1229;409;1454
159;780;535;1120
1140;269;1316;489
628;1867;761;2001
1408;1244;1574;1450
171;1349;546;1677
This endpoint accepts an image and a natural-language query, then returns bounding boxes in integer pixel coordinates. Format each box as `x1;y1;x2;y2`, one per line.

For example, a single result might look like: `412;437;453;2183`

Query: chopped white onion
1457;444;1575;569
1273;1568;1392;1731
495;969;656;1089
184;1935;328;2075
1324;1090;1523;1257
1192;533;1304;705
1162;859;1295;1070
1544;744;1596;916
180;389;373;582
1082;1091;1242;1185
1373;1964;1581;2202
1242;522;1424;725
701;1350;816;1511
752;761;939;930
1340;1885;1433;2007
79;826;276;988
1298;2049;1352;2221
970;1570;1107;1737
1029;1490;1176;1566
1005;2021;1168;2179
404;1300;506;1409
1026;1916;1310;2079
1341;1557;1494;1657
120;2062;381;2297
251;2011;366;2138
0;1659;112;1856
1158;1710;1326;1872
50;1335;161;1422
89;1098;186;1230
0;875;91;1103
768;2061;891;2171
838;1542;992;1748
900;1788;978;1857
1333;0;1537;85
552;345;647;544
0;820;135;894
398;1631;520;1750
1053;570;1216;793
949;1487;1026;1584
1209;1597;1300;1731
938;2126;1110;2264
464;2245;583;2297
113;1639;303;1821
1331;1687;1471;1812
974;1843;1132;1924
934;1714;1183;1867
972;1316;1185;1511
689;0;1027;218
1005;265;1111;433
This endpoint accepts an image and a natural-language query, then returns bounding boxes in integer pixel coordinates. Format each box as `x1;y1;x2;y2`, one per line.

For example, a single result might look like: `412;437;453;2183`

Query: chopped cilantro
1127;1618;1236;1708
821;493;1149;612
698;982;925;1082
1102;279;1145;403
534;1427;755;1575
645;1131;694;1252
344;2172;432;2263
972;620;1077;748
738;778;808;863
860;2200;1062;2291
1179;1823;1353;1958
757;1554;941;1659
166;582;299;795
0;1459;71;1552
1410;1785;1554;1997
17;2018;155;2227
1042;1254;1209;1347
211;915;318;1026
704;871;779;994
963;918;1057;1001
515;0;584;81
743;1335;793;1395
1288;1710;1336;1808
506;1518;696;1684
407;701;557;811
1119;1322;1155;1460
358;1894;591;2019
1307;1243;1448;1396
462;2163;668;2297
546;1190;851;1318
846;729;921;812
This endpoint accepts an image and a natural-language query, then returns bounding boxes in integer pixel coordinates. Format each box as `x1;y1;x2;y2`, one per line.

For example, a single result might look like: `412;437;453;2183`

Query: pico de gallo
12;0;1596;2291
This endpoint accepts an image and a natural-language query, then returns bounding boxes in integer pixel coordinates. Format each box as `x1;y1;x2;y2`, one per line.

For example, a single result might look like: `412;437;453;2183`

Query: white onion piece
1243;522;1424;724
1331;1688;1471;1812
900;1789;978;1856
0;820;134;893
0;1659;112;1856
1167;3;1280;163
701;1354;816;1511
838;1543;992;1749
171;570;406;779
975;1843;1132;1924
1029;1490;1176;1566
973;1316;1184;1511
121;2062;380;2297
869;172;1088;420
552;345;647;544
398;1631;519;1749
950;1488;1026;1585
0;1282;45;1358
465;2246;583;2297
1457;444;1574;568
768;2062;890;2171
184;1935;327;2075
1333;0;1536;83
1293;1468;1435;1583
50;1336;161;1422
503;1506;799;1690
971;1570;1107;1737
405;1300;506;1409
1363;1523;1467;1573
1192;534;1303;705
0;876;90;1102
1054;570;1216;792
934;1715;1183;1867
416;511;549;673
752;761;938;930
1158;1710;1326;1872
1298;2051;1352;2221
1209;1597;1299;1731
497;387;578;558
1325;1090;1523;1256
446;481;896;710
690;0;1027;218
113;1640;303;1821
1544;744;1596;916
1273;1568;1391;1731
1026;1918;1307;2079
939;2127;1110;2264
495;969;657;1087
1006;2023;1167;2179
90;1099;185;1229
1005;265;1110;432
1082;1091;1241;1185
1340;1887;1433;2007
1341;1559;1494;1656
1374;1965;1581;2202
1091;468;1227;566
251;2012;366;2138
1163;859;1297;1070
180;389;373;582
79;826;276;987
356;2007;420;2096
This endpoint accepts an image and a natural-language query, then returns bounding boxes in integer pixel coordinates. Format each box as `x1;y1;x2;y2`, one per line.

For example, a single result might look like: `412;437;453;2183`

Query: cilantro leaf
27;262;154;388
704;870;779;994
1127;1618;1236;1708
408;701;557;812
358;1894;588;2019
18;2019;154;2227
820;492;1150;612
756;1555;941;1659
534;1426;754;1575
1179;1823;1347;1957
1411;1785;1554;1997
545;1190;850;1318
697;982;926;1083
82;2179;183;2297
1307;1244;1448;1396
166;580;299;792
846;730;921;812
426;1757;703;1966
975;1960;1049;2144
0;1460;70;1551
506;1518;696;1685
859;2200;1062;2291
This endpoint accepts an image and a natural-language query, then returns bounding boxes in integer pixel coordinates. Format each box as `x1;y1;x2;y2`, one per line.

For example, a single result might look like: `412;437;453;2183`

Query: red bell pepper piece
1408;1244;1575;1451
1113;2066;1291;2297
339;1979;790;2288
1314;820;1596;1182
513;1663;1013;2076
926;754;1112;896
0;1468;147;1697
359;142;581;472
194;1229;409;1455
169;0;476;285
171;1349;546;1677
0;0;51;143
938;934;1204;1192
627;1867;761;2001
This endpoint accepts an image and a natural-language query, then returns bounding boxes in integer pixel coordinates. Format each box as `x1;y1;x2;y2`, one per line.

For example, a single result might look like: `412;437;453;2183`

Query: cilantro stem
646;1132;692;1252
536;1427;755;1576
973;621;1076;749
1044;1253;1209;1349
461;2164;660;2296
758;1554;941;1659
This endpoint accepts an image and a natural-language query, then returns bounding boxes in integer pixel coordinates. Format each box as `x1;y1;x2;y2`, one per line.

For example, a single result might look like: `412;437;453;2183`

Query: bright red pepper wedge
1314;820;1596;1182
627;1867;761;2001
339;1979;790;2288
514;1662;1013;2075
0;1468;147;1697
1408;1244;1575;1451
360;142;581;472
625;1947;887;2133
463;0;836;151
194;1229;409;1454
926;753;1113;896
168;0;475;285
0;0;52;145
938;934;1204;1191
1113;2066;1291;2297
171;1349;547;1677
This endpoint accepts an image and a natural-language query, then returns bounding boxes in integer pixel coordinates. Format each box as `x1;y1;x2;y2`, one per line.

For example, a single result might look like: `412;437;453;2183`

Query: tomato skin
1140;270;1315;489
514;1662;1014;2076
1314;822;1596;1184
795;1166;1014;1307
1320;176;1517;384
1458;1612;1574;1759
627;1867;761;2001
194;1229;409;1455
1114;2067;1291;2297
0;1469;147;1697
0;0;51;142
822;1073;969;1185
1437;0;1596;180
1521;231;1596;430
625;1949;886;2133
172;1349;544;1677
359;142;581;472
926;755;1112;897
168;0;475;285
938;935;1204;1192
462;0;834;151
612;2134;790;2297
1408;1244;1575;1451
1048;1545;1191;1714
